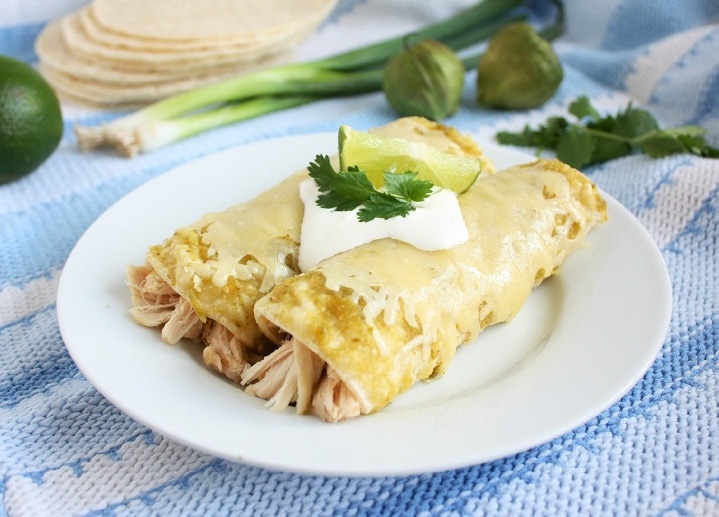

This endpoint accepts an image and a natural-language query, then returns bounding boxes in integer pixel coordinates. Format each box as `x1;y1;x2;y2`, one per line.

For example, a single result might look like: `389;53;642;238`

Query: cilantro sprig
496;95;719;168
307;154;434;222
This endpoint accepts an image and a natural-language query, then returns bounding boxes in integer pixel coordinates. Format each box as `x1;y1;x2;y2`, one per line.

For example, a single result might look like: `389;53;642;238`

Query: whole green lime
0;55;63;184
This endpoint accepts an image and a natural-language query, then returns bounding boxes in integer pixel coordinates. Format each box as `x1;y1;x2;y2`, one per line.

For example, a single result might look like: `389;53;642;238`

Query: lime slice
338;125;481;193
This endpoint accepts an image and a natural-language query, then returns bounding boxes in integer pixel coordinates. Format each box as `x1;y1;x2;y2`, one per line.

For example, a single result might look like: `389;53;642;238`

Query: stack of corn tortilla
35;0;337;108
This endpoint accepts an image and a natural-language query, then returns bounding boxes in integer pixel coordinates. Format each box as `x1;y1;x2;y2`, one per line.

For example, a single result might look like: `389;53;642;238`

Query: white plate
57;133;672;477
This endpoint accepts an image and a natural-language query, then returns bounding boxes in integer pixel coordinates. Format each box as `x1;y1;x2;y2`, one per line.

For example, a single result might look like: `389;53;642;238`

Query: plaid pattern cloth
1;1;718;515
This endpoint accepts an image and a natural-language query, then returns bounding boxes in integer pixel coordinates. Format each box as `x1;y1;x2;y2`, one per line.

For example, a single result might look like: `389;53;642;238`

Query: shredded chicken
127;265;180;328
128;264;363;422
162;297;203;344
242;342;297;405
242;337;324;413
311;368;362;423
241;336;362;422
202;322;253;383
127;263;256;380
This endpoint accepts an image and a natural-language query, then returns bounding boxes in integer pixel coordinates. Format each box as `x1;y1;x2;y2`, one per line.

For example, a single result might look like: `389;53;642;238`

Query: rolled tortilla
245;159;608;422
126;116;491;383
126;169;304;380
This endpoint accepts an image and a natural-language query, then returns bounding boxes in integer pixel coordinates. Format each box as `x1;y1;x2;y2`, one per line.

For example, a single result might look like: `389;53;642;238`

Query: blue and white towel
1;1;718;515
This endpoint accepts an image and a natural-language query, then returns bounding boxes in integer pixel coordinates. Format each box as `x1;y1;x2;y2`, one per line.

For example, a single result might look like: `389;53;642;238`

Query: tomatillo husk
383;38;465;121
477;22;563;110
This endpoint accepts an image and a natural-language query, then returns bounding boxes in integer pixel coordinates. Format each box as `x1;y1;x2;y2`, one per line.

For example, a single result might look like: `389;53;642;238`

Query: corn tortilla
60;14;308;69
90;0;337;43
38;58;289;108
35;0;336;106
36;19;292;85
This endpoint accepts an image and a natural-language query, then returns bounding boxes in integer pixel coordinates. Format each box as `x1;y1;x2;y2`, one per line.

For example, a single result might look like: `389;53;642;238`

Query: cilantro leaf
495;96;719;166
635;127;713;158
568;95;600;120
590;136;631;164
384;171;433;203
555;126;596;168
306;155;435;222
635;130;693;158
318;170;375;211
358;193;414;221
307;154;341;192
612;105;659;138
309;156;375;211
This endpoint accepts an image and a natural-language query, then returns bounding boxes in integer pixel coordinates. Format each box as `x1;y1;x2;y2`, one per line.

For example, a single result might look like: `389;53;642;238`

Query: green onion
313;0;524;71
76;0;561;157
100;96;320;157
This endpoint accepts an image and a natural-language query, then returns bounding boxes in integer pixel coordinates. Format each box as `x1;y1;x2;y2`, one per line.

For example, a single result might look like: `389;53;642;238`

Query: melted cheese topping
255;159;608;412
147;119;489;305
146;170;306;343
324;160;605;367
144;117;496;353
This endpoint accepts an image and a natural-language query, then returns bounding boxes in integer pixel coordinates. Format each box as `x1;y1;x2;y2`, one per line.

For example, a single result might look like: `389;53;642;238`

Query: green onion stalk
76;0;561;157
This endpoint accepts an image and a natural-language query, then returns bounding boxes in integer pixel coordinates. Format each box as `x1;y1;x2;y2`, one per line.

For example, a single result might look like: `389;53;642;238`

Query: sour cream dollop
298;178;469;271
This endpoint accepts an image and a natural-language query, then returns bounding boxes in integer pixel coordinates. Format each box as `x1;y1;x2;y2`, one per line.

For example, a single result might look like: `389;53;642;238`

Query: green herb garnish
307;154;434;222
496;95;719;168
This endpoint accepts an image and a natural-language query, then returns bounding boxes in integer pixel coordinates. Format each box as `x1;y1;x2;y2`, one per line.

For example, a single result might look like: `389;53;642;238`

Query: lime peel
338;125;481;193
0;55;63;183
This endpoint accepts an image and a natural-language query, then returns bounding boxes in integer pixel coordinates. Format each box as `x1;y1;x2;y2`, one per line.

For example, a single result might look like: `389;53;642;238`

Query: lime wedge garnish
338;125;481;193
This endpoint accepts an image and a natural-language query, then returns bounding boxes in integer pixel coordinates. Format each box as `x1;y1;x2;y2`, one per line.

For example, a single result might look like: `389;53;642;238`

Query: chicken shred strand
127;265;180;328
162;297;203;344
127;263;253;380
202;322;253;383
241;337;361;422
